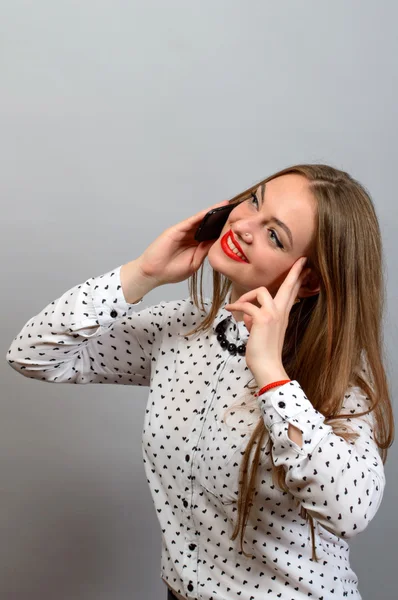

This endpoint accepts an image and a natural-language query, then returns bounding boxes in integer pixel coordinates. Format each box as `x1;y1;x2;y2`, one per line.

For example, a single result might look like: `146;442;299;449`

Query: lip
220;230;249;263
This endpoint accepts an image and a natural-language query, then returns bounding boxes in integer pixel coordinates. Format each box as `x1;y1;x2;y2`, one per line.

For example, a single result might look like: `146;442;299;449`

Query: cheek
226;203;246;222
219;204;250;239
219;221;229;238
207;238;225;266
220;210;237;234
250;255;285;287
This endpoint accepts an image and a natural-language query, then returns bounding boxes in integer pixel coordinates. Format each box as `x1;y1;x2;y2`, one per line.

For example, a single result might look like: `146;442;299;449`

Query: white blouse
7;264;385;600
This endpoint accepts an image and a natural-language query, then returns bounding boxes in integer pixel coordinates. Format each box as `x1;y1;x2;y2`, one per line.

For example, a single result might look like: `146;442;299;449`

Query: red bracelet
254;379;291;397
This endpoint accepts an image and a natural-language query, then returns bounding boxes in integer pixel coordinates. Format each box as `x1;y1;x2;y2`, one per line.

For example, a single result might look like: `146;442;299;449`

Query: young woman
7;164;393;600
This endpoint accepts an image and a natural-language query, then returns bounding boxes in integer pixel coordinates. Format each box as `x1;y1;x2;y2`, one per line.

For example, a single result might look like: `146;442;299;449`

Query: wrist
254;368;290;392
120;259;160;304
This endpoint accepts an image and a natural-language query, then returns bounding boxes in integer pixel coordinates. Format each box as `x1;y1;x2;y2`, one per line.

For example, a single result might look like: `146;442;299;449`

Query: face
207;173;320;308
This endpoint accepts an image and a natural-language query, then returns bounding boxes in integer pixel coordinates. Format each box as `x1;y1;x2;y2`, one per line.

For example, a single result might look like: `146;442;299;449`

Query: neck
230;309;244;323
229;286;262;323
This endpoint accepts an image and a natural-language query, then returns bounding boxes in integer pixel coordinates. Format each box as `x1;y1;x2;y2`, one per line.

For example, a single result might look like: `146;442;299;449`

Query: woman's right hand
136;199;230;286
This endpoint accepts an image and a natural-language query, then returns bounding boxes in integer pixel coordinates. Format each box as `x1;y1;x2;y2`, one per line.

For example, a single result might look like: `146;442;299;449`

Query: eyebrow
258;183;294;248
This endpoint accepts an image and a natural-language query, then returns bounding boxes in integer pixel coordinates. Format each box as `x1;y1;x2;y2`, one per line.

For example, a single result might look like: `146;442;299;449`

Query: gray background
1;1;397;599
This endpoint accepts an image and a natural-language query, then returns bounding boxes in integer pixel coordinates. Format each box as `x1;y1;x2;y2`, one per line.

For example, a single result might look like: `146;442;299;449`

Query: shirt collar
211;289;250;343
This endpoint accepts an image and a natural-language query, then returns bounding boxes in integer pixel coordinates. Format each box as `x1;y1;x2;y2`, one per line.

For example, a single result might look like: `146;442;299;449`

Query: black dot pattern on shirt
7;266;384;600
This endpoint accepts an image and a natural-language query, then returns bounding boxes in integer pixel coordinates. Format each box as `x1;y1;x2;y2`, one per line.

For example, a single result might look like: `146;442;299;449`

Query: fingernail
301;257;307;266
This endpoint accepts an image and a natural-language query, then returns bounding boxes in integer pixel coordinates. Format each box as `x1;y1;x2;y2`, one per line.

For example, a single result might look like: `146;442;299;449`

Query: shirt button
110;309;118;318
188;583;194;592
278;401;286;408
185;454;190;462
189;543;196;551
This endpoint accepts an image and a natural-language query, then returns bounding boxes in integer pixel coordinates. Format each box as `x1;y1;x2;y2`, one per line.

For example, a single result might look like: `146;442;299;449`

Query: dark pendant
215;318;246;356
215;321;227;334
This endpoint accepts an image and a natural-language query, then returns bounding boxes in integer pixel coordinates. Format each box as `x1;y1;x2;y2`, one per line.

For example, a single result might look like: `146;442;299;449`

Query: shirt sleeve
257;379;385;539
6;265;167;386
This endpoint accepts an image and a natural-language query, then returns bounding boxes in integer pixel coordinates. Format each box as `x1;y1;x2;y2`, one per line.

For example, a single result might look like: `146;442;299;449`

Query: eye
249;193;284;249
269;230;284;249
249;192;259;208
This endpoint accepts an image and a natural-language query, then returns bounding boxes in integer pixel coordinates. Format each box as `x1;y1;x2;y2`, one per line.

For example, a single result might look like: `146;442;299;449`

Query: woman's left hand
225;257;310;384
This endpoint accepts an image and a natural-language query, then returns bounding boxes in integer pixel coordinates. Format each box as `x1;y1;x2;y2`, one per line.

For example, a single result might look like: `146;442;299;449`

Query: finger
225;300;261;320
288;268;310;308
274;257;308;307
226;287;275;315
226;286;271;306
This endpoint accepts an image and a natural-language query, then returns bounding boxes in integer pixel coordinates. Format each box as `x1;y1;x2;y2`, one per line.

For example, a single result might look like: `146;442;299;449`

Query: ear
298;269;321;300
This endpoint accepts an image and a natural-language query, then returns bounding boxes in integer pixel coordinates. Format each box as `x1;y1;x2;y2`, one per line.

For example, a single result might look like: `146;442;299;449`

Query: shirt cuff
91;265;144;329
257;380;331;463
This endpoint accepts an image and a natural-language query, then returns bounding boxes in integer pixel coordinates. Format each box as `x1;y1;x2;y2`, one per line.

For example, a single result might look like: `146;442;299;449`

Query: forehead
258;173;312;203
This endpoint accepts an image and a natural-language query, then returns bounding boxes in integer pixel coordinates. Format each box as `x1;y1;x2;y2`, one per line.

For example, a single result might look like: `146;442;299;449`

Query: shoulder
159;296;212;332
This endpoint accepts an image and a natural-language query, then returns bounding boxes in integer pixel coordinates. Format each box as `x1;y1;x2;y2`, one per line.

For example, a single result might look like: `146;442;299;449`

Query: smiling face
207;173;320;318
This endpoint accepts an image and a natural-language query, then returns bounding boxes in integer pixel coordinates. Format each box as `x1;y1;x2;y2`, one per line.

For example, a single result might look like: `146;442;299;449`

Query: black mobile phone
194;201;243;242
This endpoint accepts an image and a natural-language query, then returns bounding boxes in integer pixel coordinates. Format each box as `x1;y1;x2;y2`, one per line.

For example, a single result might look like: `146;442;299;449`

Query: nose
231;220;254;245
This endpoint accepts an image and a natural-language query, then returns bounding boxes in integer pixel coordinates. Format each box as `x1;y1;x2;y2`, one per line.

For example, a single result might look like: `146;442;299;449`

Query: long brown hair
185;164;394;560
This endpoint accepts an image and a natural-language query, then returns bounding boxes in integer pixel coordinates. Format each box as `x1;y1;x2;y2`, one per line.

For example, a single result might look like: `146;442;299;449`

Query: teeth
227;235;247;261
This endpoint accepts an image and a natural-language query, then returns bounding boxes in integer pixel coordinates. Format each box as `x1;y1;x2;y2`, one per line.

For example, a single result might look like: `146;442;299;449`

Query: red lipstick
220;230;248;263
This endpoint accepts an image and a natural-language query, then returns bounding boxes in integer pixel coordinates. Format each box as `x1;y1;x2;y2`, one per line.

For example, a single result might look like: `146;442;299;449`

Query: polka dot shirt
7;265;385;600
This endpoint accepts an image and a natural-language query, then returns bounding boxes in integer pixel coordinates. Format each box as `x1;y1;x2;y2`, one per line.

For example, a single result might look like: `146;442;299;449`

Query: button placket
194;354;256;506
181;538;198;598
